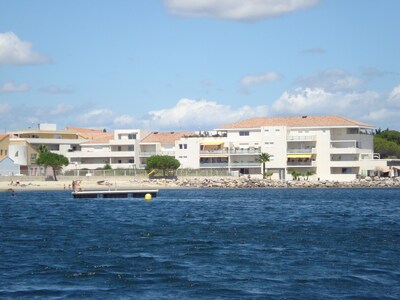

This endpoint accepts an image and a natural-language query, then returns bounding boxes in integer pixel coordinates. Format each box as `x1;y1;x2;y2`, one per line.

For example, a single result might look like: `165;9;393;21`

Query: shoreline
1;176;399;192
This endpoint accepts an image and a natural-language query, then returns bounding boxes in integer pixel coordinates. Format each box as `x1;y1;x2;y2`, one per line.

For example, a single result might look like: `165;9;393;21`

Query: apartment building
65;128;150;170
139;132;192;169
175;115;386;181
8;123;86;175
2;115;392;181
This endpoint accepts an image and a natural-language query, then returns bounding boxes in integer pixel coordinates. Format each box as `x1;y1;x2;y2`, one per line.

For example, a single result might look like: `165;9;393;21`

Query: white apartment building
4;116;393;181
175;115;387;181
139;132;192;169
65;129;150;170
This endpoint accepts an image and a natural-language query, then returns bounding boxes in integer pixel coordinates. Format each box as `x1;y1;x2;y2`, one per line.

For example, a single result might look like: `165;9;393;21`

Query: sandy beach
0;177;161;192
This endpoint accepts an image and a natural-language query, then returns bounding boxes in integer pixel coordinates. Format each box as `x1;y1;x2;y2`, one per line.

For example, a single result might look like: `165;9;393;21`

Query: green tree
288;168;303;180
103;163;112;170
256;153;271;179
145;155;180;178
305;170;315;180
374;136;400;158
36;151;69;181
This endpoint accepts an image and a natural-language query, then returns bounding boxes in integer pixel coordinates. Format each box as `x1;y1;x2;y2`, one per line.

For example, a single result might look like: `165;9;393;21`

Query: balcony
139;151;175;157
229;148;261;155
287;161;316;167
67;151;136;158
287;135;316;141
200;163;229;168
287;148;316;154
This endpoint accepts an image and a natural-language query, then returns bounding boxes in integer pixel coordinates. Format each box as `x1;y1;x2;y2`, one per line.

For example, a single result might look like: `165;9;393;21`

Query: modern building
8;123;86;175
64;128;150;171
139;131;192;169
1;115;395;181
174;115;387;181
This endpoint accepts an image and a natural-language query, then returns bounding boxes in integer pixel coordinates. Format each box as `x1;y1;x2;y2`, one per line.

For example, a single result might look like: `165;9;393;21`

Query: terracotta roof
218;115;373;129
66;126;114;144
0;134;9;141
141;132;193;144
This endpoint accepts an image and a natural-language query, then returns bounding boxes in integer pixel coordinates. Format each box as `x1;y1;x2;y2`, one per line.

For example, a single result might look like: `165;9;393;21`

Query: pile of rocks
131;176;400;189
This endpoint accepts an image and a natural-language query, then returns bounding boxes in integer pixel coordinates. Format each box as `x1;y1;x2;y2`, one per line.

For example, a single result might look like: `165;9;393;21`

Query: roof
0;134;9;141
141;132;193;144
66;126;114;144
218;115;373;129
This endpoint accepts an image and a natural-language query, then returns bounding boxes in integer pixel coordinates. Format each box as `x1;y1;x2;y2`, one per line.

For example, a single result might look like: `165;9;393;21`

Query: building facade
2;116;394;181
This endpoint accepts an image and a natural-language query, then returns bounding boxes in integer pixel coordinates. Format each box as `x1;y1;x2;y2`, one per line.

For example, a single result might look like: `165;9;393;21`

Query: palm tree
256;152;271;179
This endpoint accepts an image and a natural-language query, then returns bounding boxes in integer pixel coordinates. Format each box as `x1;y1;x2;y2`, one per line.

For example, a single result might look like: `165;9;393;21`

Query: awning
380;167;391;173
287;154;312;158
201;142;224;146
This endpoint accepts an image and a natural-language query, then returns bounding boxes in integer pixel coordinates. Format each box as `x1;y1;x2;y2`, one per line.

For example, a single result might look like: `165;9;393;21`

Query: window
31;154;37;160
128;158;134;163
128;134;137;139
117;146;122;151
239;131;250;136
118;160;122;164
128;145;134;151
15;151;19;157
179;144;187;149
347;128;359;134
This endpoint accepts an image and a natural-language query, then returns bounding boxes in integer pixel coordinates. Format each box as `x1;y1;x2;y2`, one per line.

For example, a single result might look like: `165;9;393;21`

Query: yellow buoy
144;193;152;201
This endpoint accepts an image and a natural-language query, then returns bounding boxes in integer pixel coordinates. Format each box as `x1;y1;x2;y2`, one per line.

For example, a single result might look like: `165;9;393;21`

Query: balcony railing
287;161;316;167
287;148;316;154
287;135;317;141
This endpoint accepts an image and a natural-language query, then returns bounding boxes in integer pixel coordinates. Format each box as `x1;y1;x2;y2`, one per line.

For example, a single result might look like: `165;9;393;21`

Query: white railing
287;135;317;141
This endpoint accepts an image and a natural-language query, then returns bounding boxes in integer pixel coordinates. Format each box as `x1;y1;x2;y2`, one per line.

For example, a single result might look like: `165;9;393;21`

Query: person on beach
72;180;76;191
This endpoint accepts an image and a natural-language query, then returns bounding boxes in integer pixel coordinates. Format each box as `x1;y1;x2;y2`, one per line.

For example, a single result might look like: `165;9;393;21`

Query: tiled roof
141;132;193;144
0;134;9;141
66;126;114;144
218;115;373;129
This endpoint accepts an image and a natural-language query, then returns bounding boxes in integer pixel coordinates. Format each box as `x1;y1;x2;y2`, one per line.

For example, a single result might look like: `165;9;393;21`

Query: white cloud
272;87;380;116
388;84;400;107
0;102;11;115
76;109;137;128
39;85;74;94
0;81;29;93
147;98;268;129
163;0;319;21
0;32;50;65
241;72;281;86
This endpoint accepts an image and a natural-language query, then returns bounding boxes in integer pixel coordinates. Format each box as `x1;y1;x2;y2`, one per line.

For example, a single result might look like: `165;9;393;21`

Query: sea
0;188;399;299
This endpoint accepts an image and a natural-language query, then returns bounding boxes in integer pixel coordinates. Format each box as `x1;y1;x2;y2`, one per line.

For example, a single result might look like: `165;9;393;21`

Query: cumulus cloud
0;32;50;65
163;0;319;21
272;87;380;116
39;85;74;94
296;69;363;92
0;81;29;93
76;109;137;128
147;98;268;130
388;84;400;107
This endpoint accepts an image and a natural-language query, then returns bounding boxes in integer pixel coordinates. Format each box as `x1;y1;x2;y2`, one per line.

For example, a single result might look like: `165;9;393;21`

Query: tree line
374;129;400;158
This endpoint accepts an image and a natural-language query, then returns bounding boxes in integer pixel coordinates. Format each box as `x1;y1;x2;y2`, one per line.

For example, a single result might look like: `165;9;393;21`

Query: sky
1;0;399;132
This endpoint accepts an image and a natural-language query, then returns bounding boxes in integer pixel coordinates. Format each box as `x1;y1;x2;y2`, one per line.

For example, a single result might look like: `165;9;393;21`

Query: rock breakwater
131;176;400;189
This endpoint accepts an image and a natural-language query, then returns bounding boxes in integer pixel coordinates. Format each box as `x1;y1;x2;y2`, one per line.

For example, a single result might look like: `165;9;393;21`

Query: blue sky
1;0;399;132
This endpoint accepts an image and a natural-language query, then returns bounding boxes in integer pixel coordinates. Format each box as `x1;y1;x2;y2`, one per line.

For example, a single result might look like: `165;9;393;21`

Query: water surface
1;188;399;299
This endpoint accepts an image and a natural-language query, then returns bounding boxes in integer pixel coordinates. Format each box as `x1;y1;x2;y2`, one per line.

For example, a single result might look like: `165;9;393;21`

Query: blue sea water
0;188;399;299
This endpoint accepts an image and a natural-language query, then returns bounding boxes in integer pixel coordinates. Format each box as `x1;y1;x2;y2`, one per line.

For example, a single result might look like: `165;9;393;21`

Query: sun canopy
287;154;312;158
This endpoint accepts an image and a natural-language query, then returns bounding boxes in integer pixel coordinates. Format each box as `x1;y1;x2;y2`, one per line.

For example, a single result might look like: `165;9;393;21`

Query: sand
0;178;161;192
